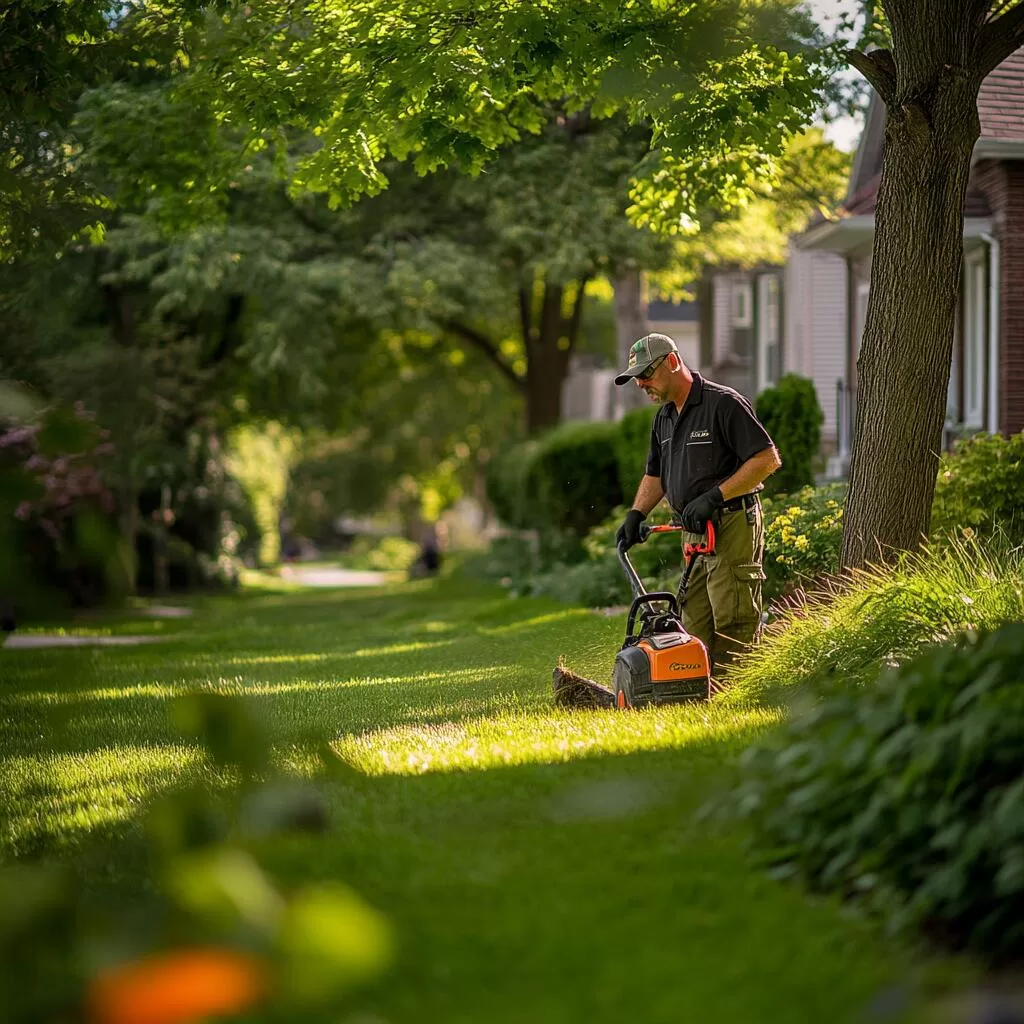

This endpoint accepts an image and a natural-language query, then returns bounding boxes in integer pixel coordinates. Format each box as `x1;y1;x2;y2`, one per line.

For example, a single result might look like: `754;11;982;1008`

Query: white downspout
981;232;1000;434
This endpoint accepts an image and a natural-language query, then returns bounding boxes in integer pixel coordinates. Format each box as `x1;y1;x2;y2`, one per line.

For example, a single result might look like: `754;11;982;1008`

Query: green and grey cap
614;333;678;385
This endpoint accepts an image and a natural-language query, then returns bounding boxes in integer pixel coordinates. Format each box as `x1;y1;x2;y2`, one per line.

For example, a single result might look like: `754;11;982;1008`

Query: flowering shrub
762;482;846;601
0;403;123;614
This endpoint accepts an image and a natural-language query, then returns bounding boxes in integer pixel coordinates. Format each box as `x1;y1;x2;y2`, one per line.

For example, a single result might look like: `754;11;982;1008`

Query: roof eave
972;138;1024;165
796;214;876;253
796;215;993;253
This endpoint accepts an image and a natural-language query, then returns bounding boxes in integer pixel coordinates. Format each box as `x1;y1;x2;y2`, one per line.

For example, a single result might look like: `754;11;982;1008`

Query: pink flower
0;426;38;448
14;501;32;520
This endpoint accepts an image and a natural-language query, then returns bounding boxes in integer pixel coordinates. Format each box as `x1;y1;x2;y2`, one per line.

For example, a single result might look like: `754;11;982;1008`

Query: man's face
635;355;668;401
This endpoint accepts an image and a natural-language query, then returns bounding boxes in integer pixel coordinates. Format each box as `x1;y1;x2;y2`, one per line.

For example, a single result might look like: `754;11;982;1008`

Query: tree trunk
612;269;648;417
841;20;986;570
521;280;574;433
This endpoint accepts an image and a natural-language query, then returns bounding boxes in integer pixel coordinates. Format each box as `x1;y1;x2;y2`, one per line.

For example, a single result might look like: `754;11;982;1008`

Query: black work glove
615;508;646;550
679;487;724;534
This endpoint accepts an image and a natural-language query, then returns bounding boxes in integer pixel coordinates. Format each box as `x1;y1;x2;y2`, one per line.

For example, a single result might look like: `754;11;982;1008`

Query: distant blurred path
277;565;391;587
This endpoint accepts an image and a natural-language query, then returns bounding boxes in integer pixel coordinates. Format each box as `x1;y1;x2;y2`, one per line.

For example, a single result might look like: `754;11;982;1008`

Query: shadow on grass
5;732;925;1024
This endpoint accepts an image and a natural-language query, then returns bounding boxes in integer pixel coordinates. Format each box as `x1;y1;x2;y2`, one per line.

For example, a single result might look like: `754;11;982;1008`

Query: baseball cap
614;333;678;385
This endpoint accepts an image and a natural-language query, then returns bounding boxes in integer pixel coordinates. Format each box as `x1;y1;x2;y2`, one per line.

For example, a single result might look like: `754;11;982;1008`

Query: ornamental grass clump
722;535;1024;709
733;622;1024;960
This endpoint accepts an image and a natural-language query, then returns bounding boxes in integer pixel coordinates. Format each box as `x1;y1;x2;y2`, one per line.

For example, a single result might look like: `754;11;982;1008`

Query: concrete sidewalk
277;565;392;587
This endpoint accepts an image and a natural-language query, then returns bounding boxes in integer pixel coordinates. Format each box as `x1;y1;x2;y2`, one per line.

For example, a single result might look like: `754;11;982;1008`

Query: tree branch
980;1;1024;78
444;320;525;392
844;48;897;105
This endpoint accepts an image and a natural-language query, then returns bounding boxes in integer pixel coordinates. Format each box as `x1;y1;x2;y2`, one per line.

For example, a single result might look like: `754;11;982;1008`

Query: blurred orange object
88;947;266;1024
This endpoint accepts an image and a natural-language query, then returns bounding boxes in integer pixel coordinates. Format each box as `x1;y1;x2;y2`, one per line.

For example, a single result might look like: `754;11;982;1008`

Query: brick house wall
973;159;1024;435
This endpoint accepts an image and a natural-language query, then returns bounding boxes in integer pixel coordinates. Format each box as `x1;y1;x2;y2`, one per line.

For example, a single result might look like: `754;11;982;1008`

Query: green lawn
0;575;947;1022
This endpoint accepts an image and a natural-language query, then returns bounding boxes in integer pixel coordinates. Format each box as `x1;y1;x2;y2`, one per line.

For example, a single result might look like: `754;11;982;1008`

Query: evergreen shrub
486;422;621;539
528;420;623;536
485;440;540;531
755;375;823;496
613;405;656;502
735;622;1024;960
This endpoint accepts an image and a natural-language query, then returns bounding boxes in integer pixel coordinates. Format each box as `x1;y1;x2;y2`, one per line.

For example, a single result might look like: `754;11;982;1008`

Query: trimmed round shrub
613;405;656;504
485;439;540;531
755;375;823;497
528;420;623;536
930;430;1024;543
486;422;622;539
734;622;1024;961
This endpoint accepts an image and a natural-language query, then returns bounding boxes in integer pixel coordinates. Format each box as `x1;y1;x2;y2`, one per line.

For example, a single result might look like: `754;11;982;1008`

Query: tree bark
612;269;648;417
523;280;573;433
840;5;992;569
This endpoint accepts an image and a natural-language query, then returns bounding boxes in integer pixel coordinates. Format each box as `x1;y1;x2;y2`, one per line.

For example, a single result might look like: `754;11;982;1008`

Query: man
614;333;781;678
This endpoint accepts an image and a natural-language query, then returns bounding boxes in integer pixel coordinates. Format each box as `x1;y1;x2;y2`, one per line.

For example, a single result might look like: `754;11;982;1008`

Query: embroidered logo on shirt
689;430;711;440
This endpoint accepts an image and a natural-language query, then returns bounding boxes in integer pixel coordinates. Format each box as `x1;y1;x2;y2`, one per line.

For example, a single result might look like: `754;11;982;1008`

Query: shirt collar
663;372;703;420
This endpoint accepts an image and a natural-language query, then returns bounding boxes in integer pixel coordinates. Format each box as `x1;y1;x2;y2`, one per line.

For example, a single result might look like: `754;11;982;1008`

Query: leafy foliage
651;129;852;297
755;374;823;496
762;482;847;601
930;431;1024;543
734;622;1024;960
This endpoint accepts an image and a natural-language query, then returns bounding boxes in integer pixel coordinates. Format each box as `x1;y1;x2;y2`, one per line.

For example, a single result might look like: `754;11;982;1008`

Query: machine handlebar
639;521;716;555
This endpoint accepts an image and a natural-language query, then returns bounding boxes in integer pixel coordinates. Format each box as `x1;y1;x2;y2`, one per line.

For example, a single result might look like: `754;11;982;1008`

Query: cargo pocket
732;562;766;626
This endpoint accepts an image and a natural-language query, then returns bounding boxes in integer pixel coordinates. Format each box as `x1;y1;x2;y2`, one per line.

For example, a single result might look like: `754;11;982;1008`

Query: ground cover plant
735;622;1024;961
0;574;947;1023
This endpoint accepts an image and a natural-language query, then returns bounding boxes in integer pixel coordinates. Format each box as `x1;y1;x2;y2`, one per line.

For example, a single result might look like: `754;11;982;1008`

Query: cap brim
614;365;648;386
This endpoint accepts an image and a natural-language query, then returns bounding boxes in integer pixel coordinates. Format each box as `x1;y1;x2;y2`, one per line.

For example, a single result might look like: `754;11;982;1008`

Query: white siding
712;276;732;365
647;320;700;372
785;244;846;445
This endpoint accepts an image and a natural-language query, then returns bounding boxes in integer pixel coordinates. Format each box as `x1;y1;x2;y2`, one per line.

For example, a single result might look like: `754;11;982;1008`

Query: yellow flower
795;535;809;550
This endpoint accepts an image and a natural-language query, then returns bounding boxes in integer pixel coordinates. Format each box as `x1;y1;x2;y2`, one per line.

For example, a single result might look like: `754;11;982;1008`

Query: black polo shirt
645;373;774;511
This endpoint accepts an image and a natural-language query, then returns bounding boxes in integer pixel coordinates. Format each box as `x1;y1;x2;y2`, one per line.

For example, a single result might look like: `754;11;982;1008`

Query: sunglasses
635;355;667;381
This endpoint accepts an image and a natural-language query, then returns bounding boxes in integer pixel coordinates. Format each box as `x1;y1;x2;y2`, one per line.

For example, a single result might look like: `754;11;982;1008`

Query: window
757;275;781;391
732;280;752;328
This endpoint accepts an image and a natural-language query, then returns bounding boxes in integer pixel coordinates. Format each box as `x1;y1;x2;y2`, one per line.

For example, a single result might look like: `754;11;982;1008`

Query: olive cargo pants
677;501;766;676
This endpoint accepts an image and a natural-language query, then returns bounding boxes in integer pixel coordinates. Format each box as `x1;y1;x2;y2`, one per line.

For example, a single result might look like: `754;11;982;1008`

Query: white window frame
854;282;870;361
732;280;752;329
756;275;780;392
963;251;987;429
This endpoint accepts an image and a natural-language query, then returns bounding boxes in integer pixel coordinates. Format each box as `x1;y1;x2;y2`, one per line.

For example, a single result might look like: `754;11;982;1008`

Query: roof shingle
978;47;1024;141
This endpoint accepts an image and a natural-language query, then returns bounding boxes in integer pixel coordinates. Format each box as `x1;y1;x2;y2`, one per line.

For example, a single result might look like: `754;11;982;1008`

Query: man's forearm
631;475;665;515
719;447;782;500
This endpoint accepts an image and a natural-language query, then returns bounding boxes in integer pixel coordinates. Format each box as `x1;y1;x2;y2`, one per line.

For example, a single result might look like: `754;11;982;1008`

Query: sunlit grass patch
1;744;206;851
336;704;782;776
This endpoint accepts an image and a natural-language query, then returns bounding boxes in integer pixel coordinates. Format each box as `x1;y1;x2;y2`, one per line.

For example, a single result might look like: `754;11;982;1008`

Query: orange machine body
637;635;710;684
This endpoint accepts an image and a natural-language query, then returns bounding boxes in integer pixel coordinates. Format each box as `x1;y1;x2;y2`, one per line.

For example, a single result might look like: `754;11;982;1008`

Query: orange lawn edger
552;521;715;709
